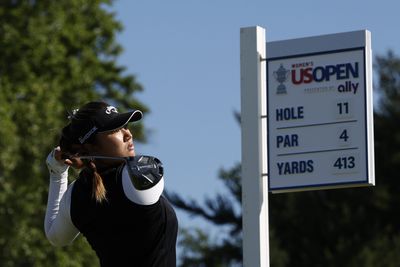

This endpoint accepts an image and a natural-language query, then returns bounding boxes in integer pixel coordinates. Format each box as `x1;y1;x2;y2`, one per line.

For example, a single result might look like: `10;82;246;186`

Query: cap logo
79;126;98;144
105;106;118;114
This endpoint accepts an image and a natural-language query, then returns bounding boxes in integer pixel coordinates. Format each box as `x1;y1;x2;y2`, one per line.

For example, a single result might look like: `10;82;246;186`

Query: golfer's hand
54;147;85;169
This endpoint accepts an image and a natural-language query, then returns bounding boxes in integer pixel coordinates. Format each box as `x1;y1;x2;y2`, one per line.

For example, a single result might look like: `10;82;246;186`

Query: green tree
0;1;148;266
169;51;400;267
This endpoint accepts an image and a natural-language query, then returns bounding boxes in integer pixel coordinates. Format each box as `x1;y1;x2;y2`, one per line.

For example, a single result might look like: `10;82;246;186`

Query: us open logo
273;64;290;94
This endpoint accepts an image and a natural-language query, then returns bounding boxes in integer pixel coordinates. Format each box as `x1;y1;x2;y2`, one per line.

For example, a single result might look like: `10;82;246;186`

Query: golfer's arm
44;150;80;246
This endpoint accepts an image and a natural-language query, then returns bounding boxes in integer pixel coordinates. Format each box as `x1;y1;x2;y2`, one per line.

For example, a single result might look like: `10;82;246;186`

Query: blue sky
112;0;400;232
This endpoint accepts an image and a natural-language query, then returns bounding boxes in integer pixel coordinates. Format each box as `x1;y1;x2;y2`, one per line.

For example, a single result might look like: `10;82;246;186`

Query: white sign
267;30;375;192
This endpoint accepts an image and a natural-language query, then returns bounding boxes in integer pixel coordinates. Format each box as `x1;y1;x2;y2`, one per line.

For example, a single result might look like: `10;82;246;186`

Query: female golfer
44;101;178;267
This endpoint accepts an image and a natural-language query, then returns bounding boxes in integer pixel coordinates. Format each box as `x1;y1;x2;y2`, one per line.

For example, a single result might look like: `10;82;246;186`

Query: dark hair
60;101;109;203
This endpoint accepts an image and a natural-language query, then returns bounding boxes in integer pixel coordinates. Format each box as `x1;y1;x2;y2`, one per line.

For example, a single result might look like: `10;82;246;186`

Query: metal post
240;26;269;267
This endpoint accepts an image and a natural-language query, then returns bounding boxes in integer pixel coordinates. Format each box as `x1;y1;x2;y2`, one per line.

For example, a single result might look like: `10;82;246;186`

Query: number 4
340;129;349;142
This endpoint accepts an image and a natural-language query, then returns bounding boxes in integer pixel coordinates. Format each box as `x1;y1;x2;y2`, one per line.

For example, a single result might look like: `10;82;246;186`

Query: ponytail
87;160;107;203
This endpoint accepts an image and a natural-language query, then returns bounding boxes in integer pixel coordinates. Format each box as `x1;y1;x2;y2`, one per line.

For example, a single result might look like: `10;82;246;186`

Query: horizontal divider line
276;119;358;130
277;147;359;156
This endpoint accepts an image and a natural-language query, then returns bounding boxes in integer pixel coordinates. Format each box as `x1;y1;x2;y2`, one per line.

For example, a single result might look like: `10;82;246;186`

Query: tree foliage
168;51;400;267
0;1;148;266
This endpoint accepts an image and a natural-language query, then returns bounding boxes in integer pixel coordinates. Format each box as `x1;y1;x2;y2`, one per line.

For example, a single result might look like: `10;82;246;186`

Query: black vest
70;166;178;267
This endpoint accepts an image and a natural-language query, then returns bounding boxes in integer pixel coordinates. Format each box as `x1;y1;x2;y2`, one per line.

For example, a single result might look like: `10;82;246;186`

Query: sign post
240;27;374;266
240;26;269;267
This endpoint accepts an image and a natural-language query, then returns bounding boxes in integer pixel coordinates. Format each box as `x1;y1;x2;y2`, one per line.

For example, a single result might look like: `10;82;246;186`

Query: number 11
337;102;349;114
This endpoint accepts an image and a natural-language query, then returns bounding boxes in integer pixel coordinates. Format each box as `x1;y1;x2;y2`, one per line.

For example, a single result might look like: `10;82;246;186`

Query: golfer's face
92;126;135;160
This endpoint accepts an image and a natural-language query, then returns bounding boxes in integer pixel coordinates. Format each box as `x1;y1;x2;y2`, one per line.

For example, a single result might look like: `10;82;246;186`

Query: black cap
68;105;142;144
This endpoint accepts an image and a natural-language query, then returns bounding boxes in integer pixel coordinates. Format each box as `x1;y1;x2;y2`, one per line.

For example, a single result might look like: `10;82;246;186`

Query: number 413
333;156;355;169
